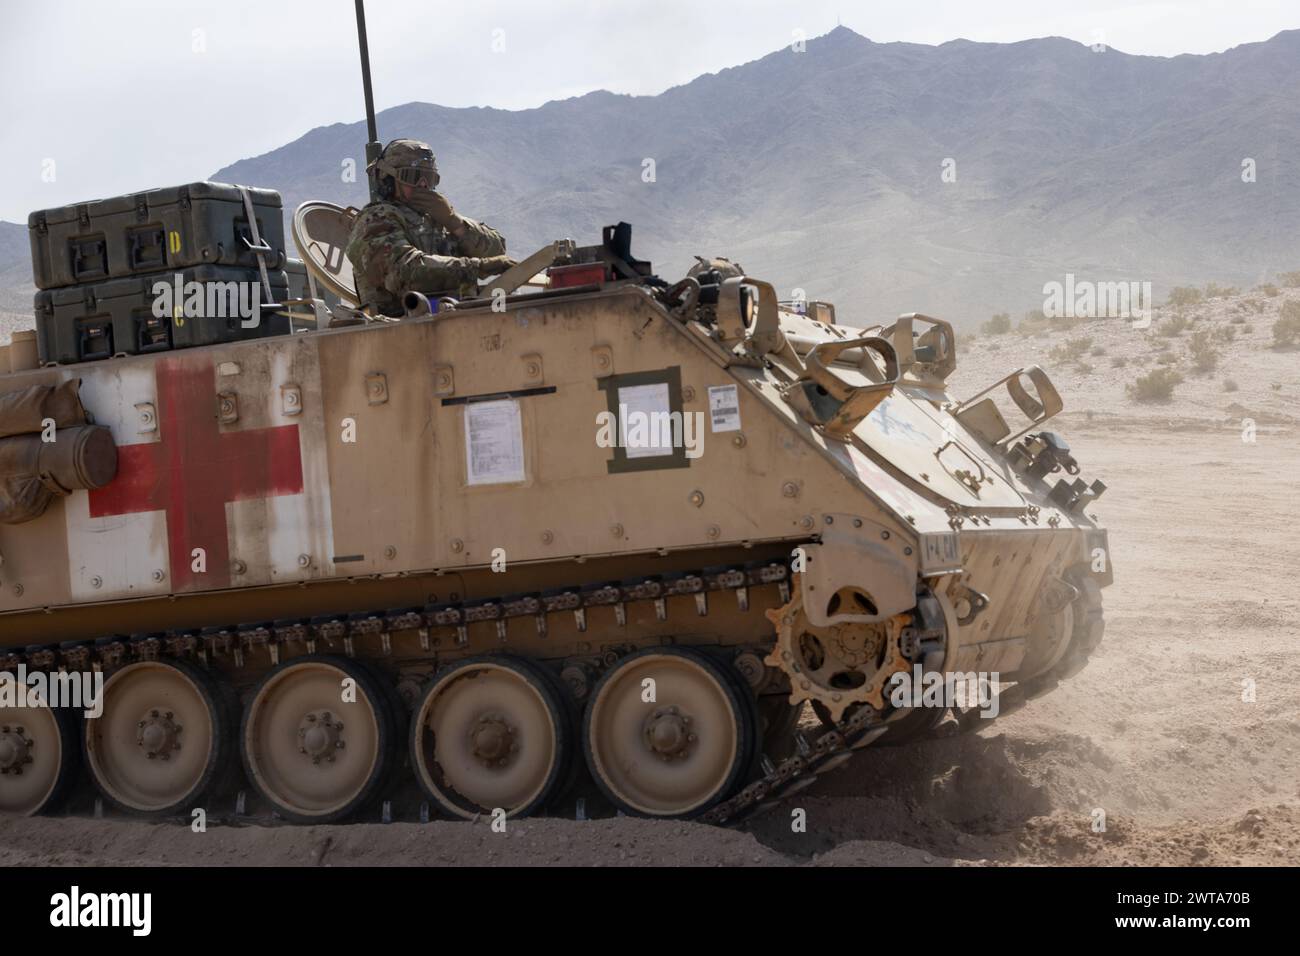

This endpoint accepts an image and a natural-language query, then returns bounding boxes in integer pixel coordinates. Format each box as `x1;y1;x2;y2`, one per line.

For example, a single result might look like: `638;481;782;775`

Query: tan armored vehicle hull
0;273;1109;823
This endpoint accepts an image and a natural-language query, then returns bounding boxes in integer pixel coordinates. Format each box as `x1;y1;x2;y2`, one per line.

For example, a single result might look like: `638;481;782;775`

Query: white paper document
464;399;526;485
617;382;675;458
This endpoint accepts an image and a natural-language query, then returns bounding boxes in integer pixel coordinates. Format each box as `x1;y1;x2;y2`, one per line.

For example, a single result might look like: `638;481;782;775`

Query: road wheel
411;655;573;819
0;693;78;815
241;655;395;824
583;646;754;818
84;659;233;816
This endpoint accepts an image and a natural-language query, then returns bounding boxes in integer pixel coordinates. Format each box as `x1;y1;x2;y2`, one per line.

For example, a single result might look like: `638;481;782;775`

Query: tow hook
953;584;991;626
1042;577;1081;614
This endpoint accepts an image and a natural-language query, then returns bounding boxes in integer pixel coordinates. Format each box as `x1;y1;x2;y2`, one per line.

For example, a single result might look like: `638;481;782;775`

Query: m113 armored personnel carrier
0;2;1109;825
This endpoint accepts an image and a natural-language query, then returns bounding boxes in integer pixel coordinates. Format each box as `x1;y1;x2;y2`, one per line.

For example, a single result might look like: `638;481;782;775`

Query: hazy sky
1;0;1295;222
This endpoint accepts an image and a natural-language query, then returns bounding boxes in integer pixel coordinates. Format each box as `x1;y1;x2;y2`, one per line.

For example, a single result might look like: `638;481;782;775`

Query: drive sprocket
763;576;912;722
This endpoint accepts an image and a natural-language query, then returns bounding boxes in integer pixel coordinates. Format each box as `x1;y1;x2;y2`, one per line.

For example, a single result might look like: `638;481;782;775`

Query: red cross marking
88;355;305;591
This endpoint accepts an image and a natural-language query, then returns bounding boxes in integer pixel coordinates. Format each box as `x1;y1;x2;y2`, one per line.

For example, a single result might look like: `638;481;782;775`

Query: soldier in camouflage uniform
346;139;516;316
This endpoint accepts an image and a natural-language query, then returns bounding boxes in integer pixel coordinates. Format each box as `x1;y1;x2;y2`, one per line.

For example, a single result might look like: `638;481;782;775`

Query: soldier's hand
408;189;461;231
476;256;518;277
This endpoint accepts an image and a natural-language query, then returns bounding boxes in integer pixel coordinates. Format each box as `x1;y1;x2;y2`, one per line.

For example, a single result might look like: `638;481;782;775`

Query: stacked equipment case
29;182;296;365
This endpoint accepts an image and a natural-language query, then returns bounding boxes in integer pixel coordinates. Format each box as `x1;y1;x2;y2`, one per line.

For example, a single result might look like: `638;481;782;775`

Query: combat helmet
369;138;441;190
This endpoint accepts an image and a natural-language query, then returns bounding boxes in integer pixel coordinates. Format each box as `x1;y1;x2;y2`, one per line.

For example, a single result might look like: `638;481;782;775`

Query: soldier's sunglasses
396;167;438;188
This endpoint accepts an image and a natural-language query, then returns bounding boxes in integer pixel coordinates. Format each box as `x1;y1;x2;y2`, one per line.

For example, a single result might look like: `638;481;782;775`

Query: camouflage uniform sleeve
346;205;480;299
452;217;507;258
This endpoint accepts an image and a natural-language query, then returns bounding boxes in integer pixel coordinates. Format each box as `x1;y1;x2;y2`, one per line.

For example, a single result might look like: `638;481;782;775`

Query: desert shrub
1218;324;1237;344
1243;324;1254;335
1223;378;1239;392
1090;345;1107;357
1188;328;1219;372
1273;301;1300;347
1110;355;1127;368
981;312;1012;335
1204;282;1238;299
1049;336;1093;364
1158;315;1189;336
1127;367;1184;402
1167;286;1203;308
1230;314;1246;325
1279;270;1300;288
1259;283;1280;298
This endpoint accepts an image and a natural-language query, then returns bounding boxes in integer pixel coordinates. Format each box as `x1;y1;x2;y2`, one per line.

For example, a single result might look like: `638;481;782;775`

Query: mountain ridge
3;26;1299;335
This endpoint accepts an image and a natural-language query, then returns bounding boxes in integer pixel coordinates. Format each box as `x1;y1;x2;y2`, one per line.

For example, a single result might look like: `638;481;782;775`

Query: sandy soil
1;287;1297;866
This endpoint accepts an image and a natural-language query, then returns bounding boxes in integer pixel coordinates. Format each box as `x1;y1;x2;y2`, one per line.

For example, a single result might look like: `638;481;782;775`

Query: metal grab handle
1006;366;1062;423
786;336;900;438
955;364;1064;444
804;336;899;401
886;312;957;381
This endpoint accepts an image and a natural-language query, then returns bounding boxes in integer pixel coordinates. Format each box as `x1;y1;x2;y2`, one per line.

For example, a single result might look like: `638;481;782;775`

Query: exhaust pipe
403;292;433;318
403;292;458;318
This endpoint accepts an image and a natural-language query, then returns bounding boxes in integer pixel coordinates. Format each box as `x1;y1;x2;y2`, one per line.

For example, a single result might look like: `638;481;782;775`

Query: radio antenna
355;0;382;201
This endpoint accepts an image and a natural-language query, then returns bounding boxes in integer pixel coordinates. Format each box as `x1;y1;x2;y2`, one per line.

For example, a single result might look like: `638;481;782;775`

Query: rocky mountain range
4;25;1299;336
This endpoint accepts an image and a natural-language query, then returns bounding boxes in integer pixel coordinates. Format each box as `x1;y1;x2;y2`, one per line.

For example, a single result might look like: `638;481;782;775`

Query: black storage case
28;182;286;291
34;264;291;366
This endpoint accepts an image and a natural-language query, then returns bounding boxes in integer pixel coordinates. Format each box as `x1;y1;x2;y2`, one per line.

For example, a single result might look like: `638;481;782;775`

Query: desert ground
1;285;1297;866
